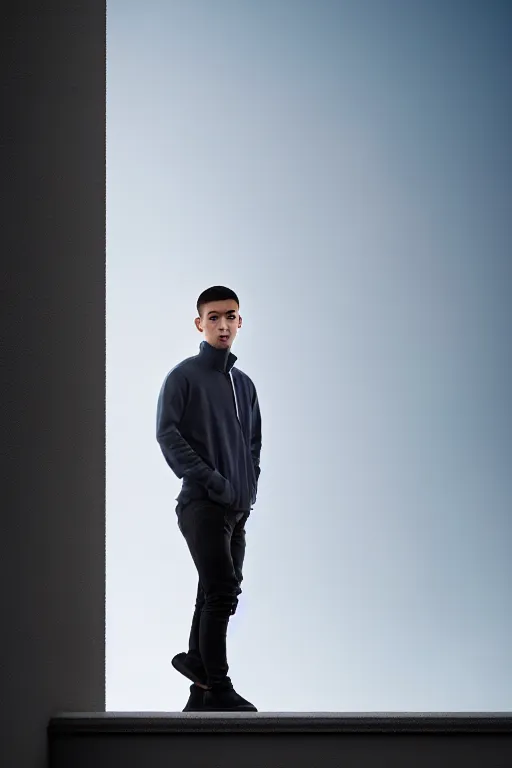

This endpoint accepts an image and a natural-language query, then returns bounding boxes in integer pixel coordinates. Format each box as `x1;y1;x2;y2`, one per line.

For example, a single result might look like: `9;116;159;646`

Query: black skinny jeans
176;498;250;688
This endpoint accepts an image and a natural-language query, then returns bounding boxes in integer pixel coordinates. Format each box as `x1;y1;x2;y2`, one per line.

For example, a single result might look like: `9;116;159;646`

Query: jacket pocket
207;472;236;507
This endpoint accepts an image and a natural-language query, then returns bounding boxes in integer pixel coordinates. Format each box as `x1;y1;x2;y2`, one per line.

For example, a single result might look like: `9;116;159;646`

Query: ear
195;316;203;333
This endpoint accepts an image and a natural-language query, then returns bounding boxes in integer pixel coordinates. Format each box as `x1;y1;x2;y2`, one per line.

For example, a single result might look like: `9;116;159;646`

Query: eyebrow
208;309;237;316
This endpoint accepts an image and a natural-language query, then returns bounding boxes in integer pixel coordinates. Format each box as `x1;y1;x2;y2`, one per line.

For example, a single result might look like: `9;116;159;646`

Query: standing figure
156;286;262;712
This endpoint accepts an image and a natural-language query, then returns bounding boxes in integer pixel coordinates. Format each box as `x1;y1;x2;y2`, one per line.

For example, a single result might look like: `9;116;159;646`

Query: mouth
218;335;230;344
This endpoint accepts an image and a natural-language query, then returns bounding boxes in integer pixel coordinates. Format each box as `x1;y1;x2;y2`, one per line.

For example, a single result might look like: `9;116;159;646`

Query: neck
199;340;237;373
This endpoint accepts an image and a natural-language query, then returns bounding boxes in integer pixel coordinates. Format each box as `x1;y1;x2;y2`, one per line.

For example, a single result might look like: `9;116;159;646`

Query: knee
230;585;242;615
230;596;239;615
204;589;238;616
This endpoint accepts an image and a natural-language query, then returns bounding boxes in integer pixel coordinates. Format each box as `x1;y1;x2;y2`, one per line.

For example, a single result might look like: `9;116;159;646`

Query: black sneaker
182;684;206;712
172;652;207;686
203;679;257;712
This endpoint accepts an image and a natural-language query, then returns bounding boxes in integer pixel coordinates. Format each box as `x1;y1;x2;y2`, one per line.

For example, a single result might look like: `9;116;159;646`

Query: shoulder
161;355;200;389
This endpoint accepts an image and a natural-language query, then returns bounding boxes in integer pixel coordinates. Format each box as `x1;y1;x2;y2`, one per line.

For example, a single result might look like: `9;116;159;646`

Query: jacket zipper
229;370;241;425
228;370;254;505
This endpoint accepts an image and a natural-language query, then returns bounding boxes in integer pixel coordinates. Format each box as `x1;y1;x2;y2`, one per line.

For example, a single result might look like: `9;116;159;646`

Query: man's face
195;300;242;349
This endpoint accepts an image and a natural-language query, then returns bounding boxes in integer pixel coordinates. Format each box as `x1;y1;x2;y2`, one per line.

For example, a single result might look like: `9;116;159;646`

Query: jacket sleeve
156;368;225;494
251;388;262;483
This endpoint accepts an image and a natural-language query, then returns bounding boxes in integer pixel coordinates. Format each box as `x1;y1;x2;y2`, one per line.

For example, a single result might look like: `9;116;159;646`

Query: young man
156;286;262;713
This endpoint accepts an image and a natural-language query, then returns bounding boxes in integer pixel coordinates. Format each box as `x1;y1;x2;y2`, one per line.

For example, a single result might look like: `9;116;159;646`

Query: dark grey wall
1;4;106;767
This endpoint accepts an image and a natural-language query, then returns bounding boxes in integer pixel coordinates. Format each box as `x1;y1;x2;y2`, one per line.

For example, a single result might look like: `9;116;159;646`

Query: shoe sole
171;653;207;686
203;703;258;712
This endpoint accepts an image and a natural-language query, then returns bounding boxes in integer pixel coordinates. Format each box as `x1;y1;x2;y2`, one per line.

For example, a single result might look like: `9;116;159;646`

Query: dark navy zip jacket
156;340;262;511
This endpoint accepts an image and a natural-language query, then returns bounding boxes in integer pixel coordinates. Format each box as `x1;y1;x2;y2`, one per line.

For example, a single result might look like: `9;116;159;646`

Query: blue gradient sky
106;0;512;712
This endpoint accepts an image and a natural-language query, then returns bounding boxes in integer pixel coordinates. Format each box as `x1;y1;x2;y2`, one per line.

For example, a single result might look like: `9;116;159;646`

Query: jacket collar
198;340;237;373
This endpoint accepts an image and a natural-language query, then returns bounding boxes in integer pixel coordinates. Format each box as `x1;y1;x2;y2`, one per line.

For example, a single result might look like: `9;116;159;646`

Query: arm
156;368;229;499
251;388;262;483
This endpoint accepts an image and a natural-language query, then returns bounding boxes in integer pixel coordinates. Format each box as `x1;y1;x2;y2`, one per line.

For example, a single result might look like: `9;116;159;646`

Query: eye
210;316;217;321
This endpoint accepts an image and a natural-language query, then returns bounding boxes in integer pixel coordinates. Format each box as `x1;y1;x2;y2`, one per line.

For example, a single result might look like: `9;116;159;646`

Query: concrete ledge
48;712;512;768
49;711;512;734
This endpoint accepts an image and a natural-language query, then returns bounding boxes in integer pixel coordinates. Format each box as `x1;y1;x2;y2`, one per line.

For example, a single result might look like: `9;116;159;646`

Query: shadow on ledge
48;712;512;768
